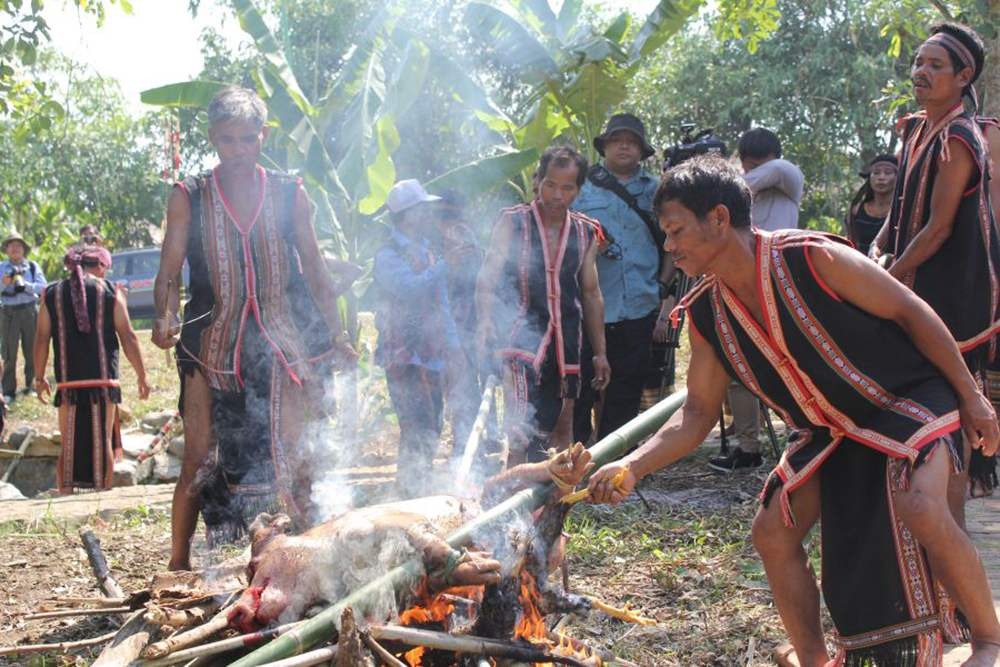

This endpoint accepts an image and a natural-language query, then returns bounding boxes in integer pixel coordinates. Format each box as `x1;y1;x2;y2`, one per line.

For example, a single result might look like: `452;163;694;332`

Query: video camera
663;123;728;170
6;266;26;292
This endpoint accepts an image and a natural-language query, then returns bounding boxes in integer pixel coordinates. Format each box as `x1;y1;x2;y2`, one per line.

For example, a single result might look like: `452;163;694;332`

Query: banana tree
463;0;705;195
141;0;537;341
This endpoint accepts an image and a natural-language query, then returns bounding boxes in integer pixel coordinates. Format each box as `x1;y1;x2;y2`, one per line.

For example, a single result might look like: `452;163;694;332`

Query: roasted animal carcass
227;446;595;633
227;496;501;631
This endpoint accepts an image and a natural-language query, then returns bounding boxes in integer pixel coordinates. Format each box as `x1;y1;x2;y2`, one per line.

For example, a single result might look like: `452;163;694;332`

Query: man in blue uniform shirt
573;114;672;441
0;231;46;403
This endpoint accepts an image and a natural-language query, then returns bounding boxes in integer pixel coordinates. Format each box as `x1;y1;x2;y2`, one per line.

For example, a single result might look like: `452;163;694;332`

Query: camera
663;123;728;170
7;266;26;292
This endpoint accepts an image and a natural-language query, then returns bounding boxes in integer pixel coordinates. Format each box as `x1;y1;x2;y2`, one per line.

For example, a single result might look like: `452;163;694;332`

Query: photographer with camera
571;114;668;443
707;128;804;474
0;232;46;404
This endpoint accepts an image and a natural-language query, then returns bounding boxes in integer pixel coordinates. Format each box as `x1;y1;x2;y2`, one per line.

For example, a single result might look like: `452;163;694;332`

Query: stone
0;458;56;498
142;410;175;432
7;426;34;449
167;436;185;459
24;435;60;458
153;452;182;483
121;432;150;459
0;481;26;500
135;456;154;483
113;459;138;487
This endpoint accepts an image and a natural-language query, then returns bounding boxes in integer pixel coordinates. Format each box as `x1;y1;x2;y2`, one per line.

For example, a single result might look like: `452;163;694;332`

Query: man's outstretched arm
587;322;730;504
579;238;609;389
114;288;149;400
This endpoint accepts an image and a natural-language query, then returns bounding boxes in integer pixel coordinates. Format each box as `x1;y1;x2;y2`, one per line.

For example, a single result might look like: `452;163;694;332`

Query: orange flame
514;570;548;641
403;645;425;666
399;585;484;626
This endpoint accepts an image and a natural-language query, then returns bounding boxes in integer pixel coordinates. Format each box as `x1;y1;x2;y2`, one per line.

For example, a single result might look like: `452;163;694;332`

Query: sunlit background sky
42;0;662;115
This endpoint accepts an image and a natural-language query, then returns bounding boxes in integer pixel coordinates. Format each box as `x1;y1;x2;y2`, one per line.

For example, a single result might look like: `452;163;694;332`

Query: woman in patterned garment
33;245;149;492
588;157;1000;666
872;23;1000;500
153;87;356;568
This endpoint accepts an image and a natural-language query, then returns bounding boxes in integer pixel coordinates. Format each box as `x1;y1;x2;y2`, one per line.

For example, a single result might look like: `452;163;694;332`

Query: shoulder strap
586;165;664;249
29;260;37;282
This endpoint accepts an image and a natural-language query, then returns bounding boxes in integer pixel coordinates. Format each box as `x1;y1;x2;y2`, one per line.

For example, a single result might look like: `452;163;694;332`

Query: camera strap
586;165;665;250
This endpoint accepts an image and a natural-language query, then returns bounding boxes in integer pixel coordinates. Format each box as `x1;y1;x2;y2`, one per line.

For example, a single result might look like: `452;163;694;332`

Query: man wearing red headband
33;244;150;493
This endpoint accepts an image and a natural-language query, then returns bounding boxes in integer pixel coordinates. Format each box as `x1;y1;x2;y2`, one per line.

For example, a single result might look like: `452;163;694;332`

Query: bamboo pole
456;374;499;485
257;645;338;667
368;625;588;666
232;390;687;666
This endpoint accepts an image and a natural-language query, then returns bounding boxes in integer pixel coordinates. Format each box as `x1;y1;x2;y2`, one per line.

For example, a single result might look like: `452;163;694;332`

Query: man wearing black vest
573;114;673;442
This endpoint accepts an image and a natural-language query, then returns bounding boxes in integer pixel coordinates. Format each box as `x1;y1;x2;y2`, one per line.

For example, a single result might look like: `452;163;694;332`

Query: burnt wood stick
456;374;499;485
368;625;589;667
79;526;126;599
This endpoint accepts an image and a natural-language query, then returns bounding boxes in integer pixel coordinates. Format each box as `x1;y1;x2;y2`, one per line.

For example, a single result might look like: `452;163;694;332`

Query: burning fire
514;570;548;641
399;585;485;666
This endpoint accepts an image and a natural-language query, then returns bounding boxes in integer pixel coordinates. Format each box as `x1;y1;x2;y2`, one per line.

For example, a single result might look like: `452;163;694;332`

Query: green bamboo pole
232;389;688;666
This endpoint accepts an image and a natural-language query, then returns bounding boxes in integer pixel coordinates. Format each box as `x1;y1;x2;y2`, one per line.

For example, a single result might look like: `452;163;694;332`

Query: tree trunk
982;0;1000;118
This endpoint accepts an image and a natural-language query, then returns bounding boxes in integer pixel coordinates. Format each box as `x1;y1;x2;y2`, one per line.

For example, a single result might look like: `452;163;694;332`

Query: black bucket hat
594;113;656;160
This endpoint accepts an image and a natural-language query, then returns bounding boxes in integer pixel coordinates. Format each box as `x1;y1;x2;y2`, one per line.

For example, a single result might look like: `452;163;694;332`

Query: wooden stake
79;525;126;599
141;608;231;659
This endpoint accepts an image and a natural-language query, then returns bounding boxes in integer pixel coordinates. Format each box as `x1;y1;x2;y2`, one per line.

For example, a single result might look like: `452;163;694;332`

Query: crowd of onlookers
372;113;815;487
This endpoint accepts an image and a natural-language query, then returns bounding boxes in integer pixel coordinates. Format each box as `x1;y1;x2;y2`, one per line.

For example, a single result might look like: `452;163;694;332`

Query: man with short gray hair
153;86;356;569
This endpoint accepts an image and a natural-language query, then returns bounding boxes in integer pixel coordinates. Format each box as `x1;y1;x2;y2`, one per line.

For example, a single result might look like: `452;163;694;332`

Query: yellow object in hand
558;465;629;505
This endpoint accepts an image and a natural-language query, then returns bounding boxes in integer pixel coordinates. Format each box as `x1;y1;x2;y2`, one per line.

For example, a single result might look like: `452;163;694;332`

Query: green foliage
0;53;167;275
629;0;899;226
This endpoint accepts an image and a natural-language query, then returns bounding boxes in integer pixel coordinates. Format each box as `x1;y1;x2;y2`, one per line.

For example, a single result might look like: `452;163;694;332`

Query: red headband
924;33;976;75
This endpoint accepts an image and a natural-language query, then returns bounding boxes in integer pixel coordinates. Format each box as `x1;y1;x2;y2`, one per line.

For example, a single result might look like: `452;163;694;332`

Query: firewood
141;607;230;659
368;624;590;666
24;606;131;620
138;622;299;667
0;630;118;657
92;609;158;667
143;599;220;629
46;596;129;607
79;525;126;599
335;607;373;667
360;632;406;667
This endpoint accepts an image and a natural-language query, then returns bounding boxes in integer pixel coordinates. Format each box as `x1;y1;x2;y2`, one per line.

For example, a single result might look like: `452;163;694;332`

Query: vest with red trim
495;202;598;397
686;231;959;502
177;167;331;393
886;108;1000;360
